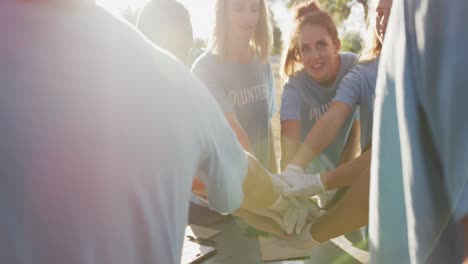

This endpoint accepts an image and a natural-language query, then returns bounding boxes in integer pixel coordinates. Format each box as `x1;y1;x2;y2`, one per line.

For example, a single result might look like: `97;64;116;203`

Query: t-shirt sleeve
191;56;235;113
280;78;302;121
266;62;277;118
332;69;363;110
190;77;248;213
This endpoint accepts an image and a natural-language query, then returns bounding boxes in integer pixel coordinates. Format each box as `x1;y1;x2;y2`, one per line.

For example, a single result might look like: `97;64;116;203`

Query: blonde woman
192;0;278;172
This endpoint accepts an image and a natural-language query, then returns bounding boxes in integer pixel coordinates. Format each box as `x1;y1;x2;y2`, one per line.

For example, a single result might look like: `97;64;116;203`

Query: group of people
1;0;467;263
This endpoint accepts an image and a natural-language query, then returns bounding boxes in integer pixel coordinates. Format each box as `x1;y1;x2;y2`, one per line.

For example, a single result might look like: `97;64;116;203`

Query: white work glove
277;164;325;198
247;173;322;235
267;192;307;235
280;198;321;235
269;223;321;250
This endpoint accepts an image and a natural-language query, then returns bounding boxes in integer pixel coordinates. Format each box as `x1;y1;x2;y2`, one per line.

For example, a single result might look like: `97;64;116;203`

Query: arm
232;208;286;238
192;151;287;236
339;120;361;164
239;152;280;210
268;121;279;173
320;150;371;190
280;120;301;170
225;112;253;152
310;167;370;242
290;102;353;169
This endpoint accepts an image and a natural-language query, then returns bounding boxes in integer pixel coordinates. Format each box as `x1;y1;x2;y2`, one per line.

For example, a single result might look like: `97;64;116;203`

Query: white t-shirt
0;3;247;264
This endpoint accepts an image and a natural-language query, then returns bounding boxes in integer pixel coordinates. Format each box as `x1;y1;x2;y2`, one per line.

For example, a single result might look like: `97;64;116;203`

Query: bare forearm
310;168;370;242
290;103;351;168
226;113;253;152
280;136;299;170
268;124;279;173
291;123;339;168
339;120;361;164
280;120;301;170
321;150;371;190
234;128;253;152
240;152;279;210
233;208;286;238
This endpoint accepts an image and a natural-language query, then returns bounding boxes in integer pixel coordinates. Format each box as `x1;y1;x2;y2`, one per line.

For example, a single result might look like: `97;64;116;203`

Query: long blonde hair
280;1;339;77
359;0;382;62
208;0;273;63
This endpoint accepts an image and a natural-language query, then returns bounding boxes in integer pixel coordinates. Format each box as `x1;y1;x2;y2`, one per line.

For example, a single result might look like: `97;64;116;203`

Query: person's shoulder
340;52;358;69
353;58;379;79
284;69;308;89
340;52;359;62
191;50;217;71
348;58;377;76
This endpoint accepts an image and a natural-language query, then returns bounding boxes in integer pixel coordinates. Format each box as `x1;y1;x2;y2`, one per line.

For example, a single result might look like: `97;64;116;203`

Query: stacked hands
247;164;327;249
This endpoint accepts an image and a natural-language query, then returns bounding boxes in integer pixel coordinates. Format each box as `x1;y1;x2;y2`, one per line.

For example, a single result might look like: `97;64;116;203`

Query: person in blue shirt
261;0;394;249
277;0;392;202
370;0;468;262
280;1;360;208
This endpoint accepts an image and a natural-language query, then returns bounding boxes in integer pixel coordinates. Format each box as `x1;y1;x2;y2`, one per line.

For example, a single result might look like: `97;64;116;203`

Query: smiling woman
279;2;360;177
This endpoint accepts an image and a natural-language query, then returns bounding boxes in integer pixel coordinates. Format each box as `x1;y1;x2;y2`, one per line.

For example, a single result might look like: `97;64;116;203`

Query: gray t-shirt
192;51;276;168
370;0;468;263
280;52;358;173
0;3;247;264
333;59;379;149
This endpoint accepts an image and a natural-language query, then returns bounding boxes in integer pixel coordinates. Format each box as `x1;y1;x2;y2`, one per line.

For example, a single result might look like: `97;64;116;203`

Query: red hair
281;1;339;77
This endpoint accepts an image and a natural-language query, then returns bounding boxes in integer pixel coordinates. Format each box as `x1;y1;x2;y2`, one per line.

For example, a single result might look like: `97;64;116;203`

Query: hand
234;208;288;238
269;223;321;250
277;164;325;198
253;188;320;235
281;198;321;235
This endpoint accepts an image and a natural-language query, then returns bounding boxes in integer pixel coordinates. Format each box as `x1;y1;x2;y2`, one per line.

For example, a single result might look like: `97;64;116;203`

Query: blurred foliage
270;8;283;56
340;31;362;53
270;0;368;54
273;0;368;25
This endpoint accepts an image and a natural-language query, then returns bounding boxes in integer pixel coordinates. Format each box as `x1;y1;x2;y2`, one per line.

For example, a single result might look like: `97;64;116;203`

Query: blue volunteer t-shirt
280;52;358;173
192;51;276;168
333;58;379;149
370;0;468;263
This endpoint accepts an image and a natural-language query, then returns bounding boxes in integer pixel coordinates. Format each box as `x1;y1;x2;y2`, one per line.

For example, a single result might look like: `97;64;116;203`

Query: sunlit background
97;0;366;48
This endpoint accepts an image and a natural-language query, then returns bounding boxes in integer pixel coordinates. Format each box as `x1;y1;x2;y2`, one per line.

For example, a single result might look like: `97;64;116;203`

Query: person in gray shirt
271;0;394;247
277;0;392;201
191;0;278;173
279;2;360;210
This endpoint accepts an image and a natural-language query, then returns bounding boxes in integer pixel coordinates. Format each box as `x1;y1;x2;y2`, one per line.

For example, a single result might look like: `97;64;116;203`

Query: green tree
271;0;368;53
340;31;362;53
269;8;283;56
275;0;368;25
